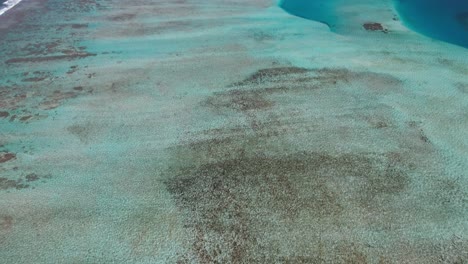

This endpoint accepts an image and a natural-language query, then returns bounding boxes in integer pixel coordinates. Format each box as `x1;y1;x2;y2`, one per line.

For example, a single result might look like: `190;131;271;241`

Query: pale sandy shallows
0;0;467;263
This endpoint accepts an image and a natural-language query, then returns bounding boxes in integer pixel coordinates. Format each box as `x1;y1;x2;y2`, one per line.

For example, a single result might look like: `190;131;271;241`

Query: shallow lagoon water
0;0;467;263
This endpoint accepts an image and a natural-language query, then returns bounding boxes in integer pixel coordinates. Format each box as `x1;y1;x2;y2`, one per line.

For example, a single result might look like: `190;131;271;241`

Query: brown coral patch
363;22;388;33
0;153;16;163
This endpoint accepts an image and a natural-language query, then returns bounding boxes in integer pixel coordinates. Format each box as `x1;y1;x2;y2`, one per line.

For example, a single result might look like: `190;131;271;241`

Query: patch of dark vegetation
407;121;431;144
363;22;383;31
71;23;88;29
19;115;33;122
250;30;275;41
0;172;51;191
67;123;92;143
21;77;47;82
39;90;78;110
5;53;97;64
363;22;388;33
0;178;29;190
0;152;15;163
165;134;410;262
231;67;310;86
374;121;389;129
108;13;137;21
436;58;468;75
21;40;61;56
25;173;39;182
433;176;467;207
230;67;400;92
67;65;79;74
0;111;9;118
167;65;437;261
204;89;274;112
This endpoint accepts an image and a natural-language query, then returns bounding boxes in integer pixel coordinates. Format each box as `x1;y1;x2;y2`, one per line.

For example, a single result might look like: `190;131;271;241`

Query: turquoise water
280;0;468;48
278;0;337;30
1;0;467;262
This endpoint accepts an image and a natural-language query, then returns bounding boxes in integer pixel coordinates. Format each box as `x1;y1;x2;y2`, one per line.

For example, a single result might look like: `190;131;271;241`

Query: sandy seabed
0;0;467;263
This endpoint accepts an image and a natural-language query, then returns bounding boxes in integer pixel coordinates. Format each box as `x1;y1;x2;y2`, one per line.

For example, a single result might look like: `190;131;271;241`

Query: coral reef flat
0;0;467;263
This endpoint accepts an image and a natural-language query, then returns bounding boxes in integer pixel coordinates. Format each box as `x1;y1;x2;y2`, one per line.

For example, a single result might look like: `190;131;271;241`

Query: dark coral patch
165;65;417;261
165;133;410;262
232;67;310;86
5;53;97;64
0;173;50;191
21;77;47;82
108;13;137;21
25;173;40;182
0;178;29;190
0;111;9;118
363;22;388;33
71;23;88;29
0;153;16;163
204;89;274;112
39;90;78;110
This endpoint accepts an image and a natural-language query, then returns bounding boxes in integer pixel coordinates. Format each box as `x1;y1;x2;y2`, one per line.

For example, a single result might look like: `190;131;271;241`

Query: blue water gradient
395;0;468;48
279;0;468;48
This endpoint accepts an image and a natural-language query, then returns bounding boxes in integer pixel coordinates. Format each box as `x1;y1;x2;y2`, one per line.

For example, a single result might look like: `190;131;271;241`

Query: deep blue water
279;0;468;48
395;0;468;48
279;0;339;31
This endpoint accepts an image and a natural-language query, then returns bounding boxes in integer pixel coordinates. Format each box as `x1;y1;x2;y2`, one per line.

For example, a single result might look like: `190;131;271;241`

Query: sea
279;0;468;48
395;0;468;48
